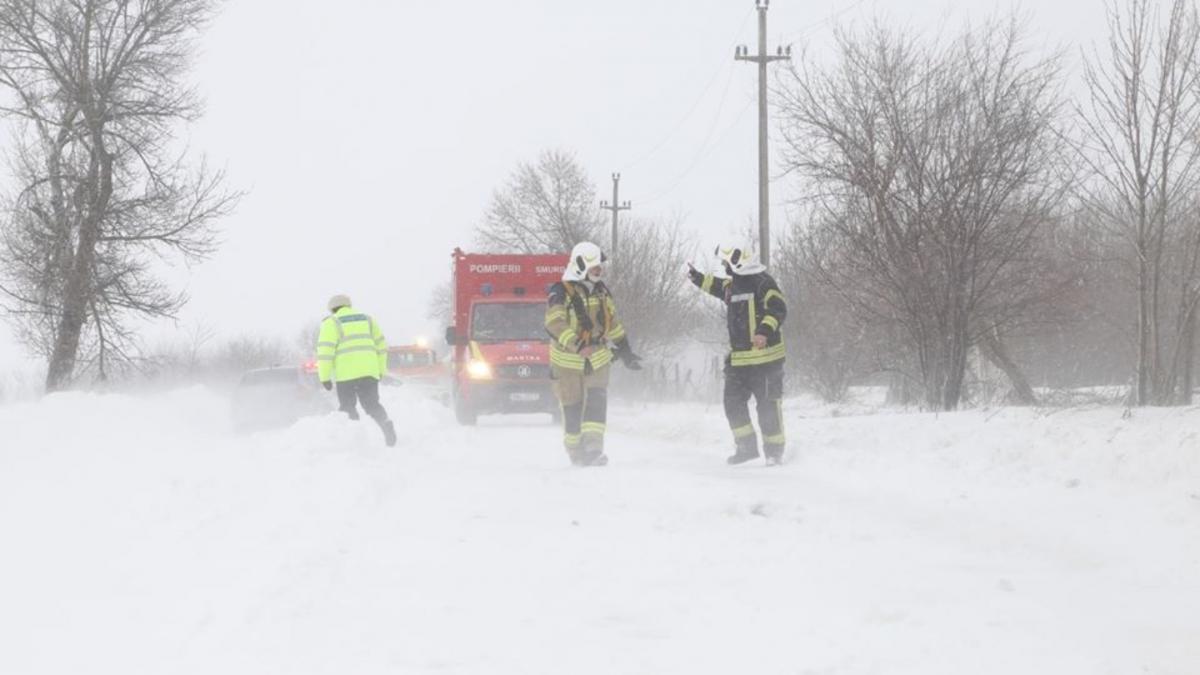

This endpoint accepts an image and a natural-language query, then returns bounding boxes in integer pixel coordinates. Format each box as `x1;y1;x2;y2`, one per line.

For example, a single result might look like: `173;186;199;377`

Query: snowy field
1;386;1198;675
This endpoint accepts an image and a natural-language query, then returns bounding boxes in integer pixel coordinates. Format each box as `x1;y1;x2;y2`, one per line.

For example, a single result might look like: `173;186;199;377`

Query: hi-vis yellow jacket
544;281;627;371
315;306;388;382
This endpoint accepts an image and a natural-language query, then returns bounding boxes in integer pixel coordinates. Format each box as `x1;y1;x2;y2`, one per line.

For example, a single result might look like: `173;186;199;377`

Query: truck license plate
510;392;540;402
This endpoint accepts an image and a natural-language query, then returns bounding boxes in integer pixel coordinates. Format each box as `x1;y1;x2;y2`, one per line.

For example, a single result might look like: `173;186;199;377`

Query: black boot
727;436;759;465
764;444;784;466
382;420;397;447
726;447;760;465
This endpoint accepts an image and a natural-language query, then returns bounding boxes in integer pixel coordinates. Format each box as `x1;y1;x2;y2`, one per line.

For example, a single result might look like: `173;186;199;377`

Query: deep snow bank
1;387;1197;675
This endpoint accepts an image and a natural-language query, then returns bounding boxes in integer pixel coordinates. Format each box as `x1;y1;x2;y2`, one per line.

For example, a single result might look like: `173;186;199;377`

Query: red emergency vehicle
386;341;440;381
444;248;566;424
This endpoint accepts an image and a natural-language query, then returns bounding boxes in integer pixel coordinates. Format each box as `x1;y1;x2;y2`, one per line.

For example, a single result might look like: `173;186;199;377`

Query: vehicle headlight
466;359;493;380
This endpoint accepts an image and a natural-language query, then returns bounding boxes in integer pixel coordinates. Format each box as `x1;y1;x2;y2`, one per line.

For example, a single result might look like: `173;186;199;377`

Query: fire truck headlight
467;359;493;380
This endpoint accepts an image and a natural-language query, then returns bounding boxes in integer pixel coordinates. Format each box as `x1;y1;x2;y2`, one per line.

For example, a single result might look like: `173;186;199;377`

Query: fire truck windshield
470;302;546;342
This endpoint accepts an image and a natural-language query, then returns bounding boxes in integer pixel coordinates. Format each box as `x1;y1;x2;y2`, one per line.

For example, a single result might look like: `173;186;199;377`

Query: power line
621;5;755;172
779;0;873;41
634;96;755;206
625;0;873;212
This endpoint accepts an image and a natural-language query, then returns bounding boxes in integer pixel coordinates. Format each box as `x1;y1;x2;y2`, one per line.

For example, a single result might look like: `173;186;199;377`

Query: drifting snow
1;387;1197;674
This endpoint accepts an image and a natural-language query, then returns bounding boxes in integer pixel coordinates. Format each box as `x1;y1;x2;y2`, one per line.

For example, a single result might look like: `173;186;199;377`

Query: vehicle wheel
454;398;478;425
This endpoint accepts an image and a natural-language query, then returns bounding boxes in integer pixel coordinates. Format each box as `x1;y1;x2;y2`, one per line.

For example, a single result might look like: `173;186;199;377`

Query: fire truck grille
495;364;551;380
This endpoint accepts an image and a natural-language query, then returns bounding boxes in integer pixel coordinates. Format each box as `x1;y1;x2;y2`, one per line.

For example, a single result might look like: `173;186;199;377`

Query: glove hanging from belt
611;336;643;371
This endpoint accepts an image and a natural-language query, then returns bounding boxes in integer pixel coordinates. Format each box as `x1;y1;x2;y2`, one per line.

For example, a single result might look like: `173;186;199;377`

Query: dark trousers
336;377;390;429
723;360;786;457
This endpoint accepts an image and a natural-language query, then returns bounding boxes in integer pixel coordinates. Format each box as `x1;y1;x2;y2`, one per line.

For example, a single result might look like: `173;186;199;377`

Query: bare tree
605;216;700;356
476;149;604;254
0;0;239;391
1076;0;1200;405
425;280;452;331
778;17;1069;410
773;220;866;402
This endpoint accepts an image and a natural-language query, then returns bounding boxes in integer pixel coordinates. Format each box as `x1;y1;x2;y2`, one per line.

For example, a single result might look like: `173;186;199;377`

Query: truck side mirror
445;326;457;346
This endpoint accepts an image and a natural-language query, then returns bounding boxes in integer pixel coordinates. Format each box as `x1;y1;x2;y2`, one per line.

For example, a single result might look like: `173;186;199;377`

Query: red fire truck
444;248;566;425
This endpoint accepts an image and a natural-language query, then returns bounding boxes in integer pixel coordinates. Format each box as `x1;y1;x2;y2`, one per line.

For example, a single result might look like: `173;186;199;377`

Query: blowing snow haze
3;2;1200;674
0;0;1106;370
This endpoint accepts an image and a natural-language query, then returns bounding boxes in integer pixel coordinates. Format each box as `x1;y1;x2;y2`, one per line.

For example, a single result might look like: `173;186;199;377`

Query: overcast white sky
0;0;1107;371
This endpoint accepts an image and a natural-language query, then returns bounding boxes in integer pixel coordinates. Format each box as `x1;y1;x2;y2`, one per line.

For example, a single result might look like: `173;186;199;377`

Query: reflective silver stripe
730;293;754;302
316;355;334;361
336;345;379;355
316;341;337;348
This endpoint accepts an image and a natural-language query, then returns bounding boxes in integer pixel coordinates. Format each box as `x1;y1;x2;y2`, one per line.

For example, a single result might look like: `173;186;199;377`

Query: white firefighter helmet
715;244;766;275
563;241;607;282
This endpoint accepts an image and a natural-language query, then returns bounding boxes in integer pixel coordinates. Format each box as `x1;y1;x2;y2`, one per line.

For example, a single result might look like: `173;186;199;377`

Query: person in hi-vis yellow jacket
316;294;397;447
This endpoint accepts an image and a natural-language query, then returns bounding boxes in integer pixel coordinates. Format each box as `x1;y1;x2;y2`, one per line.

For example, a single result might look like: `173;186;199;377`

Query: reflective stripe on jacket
690;269;787;367
544;281;626;371
316;306;388;382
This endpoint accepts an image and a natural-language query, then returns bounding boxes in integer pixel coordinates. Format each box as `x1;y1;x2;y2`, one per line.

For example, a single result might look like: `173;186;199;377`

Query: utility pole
735;0;790;269
599;172;631;277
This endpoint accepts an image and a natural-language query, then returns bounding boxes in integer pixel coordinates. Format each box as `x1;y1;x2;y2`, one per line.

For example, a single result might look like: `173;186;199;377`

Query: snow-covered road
1;387;1197;674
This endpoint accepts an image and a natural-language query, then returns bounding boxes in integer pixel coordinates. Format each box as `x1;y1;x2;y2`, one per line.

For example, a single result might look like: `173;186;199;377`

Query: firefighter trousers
551;362;611;460
724;360;786;458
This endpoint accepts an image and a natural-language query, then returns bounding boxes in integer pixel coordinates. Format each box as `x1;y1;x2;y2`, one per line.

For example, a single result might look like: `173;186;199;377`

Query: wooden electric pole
599;173;631;276
735;0;790;269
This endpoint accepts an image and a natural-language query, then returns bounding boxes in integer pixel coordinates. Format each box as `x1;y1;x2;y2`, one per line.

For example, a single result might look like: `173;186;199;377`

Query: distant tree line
775;0;1200;409
448;1;1200;411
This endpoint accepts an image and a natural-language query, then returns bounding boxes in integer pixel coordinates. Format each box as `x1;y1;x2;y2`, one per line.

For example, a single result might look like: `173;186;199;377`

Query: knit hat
327;294;352;312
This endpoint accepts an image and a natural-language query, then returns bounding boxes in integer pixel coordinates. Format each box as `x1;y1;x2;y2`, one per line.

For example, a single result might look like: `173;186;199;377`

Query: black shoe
765;453;783;466
726;447;760;465
382;420;397;447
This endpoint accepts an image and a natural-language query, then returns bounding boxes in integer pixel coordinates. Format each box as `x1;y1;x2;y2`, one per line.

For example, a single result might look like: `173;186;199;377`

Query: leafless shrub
778;16;1070;410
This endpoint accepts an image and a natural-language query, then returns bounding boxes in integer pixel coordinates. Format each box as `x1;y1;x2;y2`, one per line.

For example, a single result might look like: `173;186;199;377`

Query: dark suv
231;366;331;432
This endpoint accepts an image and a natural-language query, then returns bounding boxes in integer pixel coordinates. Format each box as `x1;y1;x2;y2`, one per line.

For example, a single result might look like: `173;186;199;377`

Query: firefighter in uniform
315;294;397;447
688;245;788;465
544;242;642;466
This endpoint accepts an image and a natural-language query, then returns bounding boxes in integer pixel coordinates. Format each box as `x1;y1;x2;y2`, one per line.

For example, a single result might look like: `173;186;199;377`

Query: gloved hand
322;380;333;391
621;350;643;371
686;262;702;283
612;336;643;371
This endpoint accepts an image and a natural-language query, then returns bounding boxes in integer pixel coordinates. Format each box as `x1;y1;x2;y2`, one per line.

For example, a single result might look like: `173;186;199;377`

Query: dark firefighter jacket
689;268;787;367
